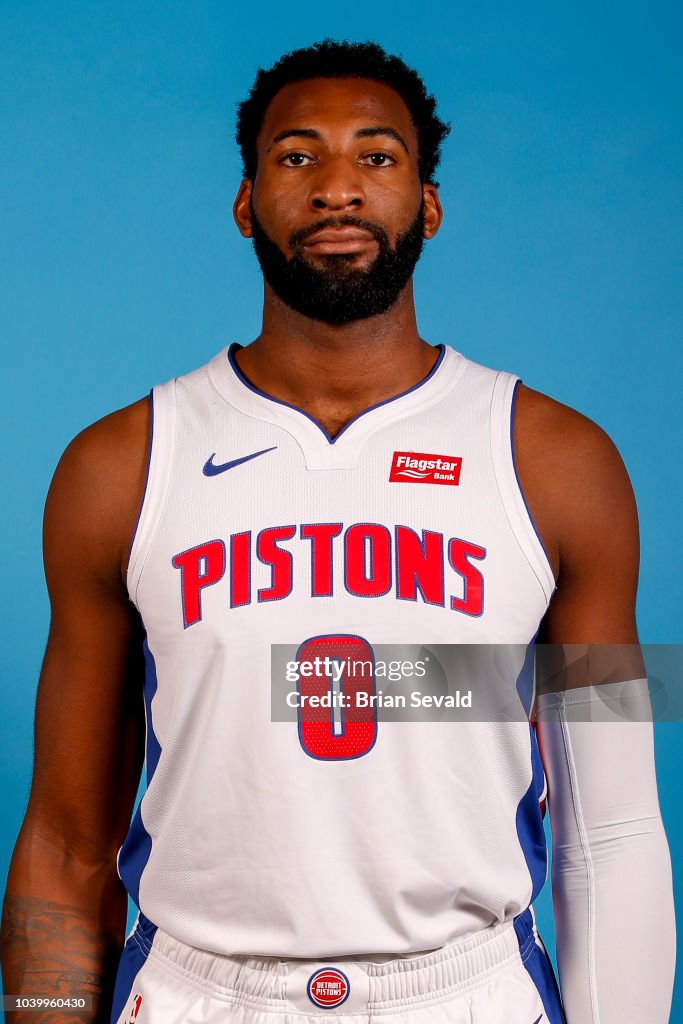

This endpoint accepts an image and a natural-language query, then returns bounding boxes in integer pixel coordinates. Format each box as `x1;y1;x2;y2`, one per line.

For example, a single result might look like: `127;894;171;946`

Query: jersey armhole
126;378;177;607
490;373;556;604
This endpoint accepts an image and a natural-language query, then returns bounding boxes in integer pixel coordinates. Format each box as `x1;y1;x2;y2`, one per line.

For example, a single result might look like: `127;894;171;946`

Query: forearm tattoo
1;894;121;1023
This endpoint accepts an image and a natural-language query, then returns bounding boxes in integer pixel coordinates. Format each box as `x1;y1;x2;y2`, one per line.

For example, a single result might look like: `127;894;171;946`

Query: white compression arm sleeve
534;679;676;1024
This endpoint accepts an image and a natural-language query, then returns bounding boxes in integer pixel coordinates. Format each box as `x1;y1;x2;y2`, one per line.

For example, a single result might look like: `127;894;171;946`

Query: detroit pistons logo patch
389;451;462;485
307;968;350;1008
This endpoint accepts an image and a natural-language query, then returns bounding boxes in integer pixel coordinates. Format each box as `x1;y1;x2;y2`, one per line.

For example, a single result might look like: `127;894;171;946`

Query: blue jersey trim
117;637;161;907
226;342;446;445
514;639;548;903
142;637;162;783
110;913;158;1023
514;909;566;1023
509;380;555;584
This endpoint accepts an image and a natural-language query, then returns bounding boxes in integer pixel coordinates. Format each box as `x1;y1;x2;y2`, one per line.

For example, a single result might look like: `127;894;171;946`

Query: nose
308;156;366;212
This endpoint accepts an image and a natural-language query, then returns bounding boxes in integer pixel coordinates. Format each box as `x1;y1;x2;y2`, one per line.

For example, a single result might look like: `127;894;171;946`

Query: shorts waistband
133;910;536;1011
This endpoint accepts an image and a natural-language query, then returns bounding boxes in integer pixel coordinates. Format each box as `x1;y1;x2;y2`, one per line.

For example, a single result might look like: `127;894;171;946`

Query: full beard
249;201;425;326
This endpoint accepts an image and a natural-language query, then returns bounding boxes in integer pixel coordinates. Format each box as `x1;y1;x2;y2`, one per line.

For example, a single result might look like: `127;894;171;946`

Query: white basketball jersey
117;342;556;958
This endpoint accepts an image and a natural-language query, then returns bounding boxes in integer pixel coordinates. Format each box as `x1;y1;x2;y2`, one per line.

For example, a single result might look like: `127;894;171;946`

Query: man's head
232;40;450;325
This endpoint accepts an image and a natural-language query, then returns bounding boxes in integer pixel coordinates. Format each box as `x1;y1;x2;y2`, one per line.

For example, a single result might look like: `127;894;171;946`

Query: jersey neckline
207;341;466;471
226;341;447;446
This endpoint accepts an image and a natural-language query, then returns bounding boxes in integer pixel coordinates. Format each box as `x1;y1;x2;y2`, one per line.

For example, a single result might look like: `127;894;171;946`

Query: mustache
289;215;390;251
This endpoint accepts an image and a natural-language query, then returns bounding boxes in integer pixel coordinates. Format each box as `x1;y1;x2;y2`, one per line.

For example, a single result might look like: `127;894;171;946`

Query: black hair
236;39;451;186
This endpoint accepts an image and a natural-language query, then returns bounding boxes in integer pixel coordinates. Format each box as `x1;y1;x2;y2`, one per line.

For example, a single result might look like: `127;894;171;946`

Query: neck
233;280;440;437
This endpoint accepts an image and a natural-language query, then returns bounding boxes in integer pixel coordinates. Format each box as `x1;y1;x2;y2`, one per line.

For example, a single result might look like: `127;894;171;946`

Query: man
1;39;675;1024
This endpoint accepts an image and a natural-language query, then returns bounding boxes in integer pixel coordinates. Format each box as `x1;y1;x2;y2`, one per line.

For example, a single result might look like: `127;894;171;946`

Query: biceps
539;417;640;646
28;593;145;857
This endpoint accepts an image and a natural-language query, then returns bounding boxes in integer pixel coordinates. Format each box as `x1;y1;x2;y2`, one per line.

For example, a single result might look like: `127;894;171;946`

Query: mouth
301;227;378;255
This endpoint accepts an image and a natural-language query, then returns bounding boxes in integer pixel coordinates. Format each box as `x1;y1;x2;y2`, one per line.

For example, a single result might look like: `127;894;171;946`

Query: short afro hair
236;39;451;186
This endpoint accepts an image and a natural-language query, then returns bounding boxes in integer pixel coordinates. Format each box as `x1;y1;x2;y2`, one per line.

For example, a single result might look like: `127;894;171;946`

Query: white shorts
111;909;565;1024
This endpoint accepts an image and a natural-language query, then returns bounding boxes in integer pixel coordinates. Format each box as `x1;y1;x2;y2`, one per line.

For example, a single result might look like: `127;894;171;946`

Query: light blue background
1;1;681;1019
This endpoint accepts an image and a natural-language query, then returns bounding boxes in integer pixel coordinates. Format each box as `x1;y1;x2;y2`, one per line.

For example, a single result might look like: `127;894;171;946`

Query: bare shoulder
511;380;630;468
513;383;638;583
44;397;151;590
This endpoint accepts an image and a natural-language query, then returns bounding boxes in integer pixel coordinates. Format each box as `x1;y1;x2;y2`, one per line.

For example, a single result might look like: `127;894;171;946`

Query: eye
279;152;315;167
359;152;397;167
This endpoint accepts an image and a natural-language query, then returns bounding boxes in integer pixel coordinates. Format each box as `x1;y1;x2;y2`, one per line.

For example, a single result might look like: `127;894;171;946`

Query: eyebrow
268;126;410;154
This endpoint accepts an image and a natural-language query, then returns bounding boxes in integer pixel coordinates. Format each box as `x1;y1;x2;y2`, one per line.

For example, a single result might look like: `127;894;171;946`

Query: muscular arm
515;385;676;1023
1;399;150;1023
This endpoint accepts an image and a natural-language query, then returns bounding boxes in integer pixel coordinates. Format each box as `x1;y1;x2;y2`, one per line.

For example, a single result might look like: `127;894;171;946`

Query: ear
233;179;254;238
422;183;443;240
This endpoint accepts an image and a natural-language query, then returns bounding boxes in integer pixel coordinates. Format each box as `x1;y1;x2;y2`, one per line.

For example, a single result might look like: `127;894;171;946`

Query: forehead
257;77;418;151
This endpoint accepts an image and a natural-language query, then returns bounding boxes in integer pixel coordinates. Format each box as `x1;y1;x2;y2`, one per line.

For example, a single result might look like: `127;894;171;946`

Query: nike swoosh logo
203;446;277;476
532;1016;543;1024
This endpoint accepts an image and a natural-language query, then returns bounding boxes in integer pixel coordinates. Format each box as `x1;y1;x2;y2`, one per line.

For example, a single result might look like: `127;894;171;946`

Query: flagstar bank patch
389;451;462;485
